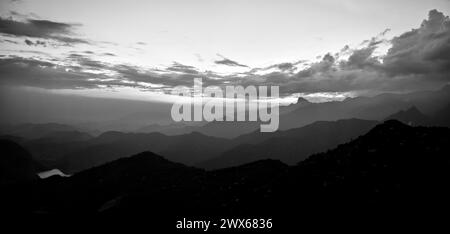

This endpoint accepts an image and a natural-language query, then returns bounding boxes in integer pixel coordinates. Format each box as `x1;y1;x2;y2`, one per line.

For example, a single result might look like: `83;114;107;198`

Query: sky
0;0;450;104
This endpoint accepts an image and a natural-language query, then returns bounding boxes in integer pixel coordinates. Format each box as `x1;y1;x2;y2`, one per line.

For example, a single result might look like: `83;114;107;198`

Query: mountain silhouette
176;85;450;138
28;130;92;144
384;106;431;126
10;86;450;175
58;131;233;173
434;103;450;127
22;120;450;230
0;140;36;184
6;86;449;174
199;119;378;169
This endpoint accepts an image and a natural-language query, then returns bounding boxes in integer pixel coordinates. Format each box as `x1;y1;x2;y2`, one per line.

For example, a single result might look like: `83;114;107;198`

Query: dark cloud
381;28;391;36
215;55;248;67
277;63;295;71
0;16;88;44
235;10;450;96
68;50;115;57
295;53;336;78
102;52;116;57
341;46;380;69
24;39;46;46
248;60;306;74
382;9;450;76
0;54;215;91
0;57;117;89
166;62;199;74
112;63;225;89
67;54;109;69
279;9;450;94
2;39;19;44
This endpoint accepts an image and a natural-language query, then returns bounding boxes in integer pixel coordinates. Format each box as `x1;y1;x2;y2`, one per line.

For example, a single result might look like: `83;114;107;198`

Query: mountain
137;123;191;135
198;119;379;169
12;128;234;173
136;121;206;136
0;123;78;140
279;85;450;130
280;97;311;115
31;151;288;221
180;85;450;138
279;93;408;130
283;120;450;212
10;86;450;173
0;140;37;184
27;131;92;143
384;106;431;126
134;97;310;138
58;131;233;173
32;151;207;215
191;120;262;139
434;103;450;127
24;121;450;230
21;118;379;173
177;90;404;139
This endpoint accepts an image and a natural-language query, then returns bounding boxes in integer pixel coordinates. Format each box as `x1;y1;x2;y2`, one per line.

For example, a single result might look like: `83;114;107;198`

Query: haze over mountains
199;119;379;169
135;85;450;138
1;85;450;174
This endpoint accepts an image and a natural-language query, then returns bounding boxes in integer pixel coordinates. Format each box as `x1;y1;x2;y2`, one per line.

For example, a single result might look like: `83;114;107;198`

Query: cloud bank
0;16;88;44
0;10;449;99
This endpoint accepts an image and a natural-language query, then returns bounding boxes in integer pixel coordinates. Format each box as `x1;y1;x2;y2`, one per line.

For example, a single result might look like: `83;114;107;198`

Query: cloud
295;53;336;78
382;9;450;76
66;53;110;70
112;63;225;89
215;54;248;67
166;62;199;74
341;46;380;70
279;9;450;94
1;39;18;44
0;9;449;98
24;39;46;46
102;52;116;57
0;16;88;44
0;57;115;89
0;53;226;92
248;60;306;75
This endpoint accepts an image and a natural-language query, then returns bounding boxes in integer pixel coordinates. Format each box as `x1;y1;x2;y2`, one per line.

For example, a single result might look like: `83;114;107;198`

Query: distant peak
382;119;407;125
405;106;421;113
386;106;426;119
372;119;410;133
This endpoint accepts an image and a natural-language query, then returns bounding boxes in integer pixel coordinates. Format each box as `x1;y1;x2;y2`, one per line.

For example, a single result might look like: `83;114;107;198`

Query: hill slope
22;121;450;229
199;119;378;169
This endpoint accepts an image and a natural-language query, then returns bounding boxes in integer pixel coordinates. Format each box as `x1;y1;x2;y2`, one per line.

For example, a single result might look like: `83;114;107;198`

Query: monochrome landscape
1;0;450;232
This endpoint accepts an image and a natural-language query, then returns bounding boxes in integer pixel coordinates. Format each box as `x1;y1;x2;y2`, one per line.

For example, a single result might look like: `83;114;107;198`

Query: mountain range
1;85;449;174
2;120;448;230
